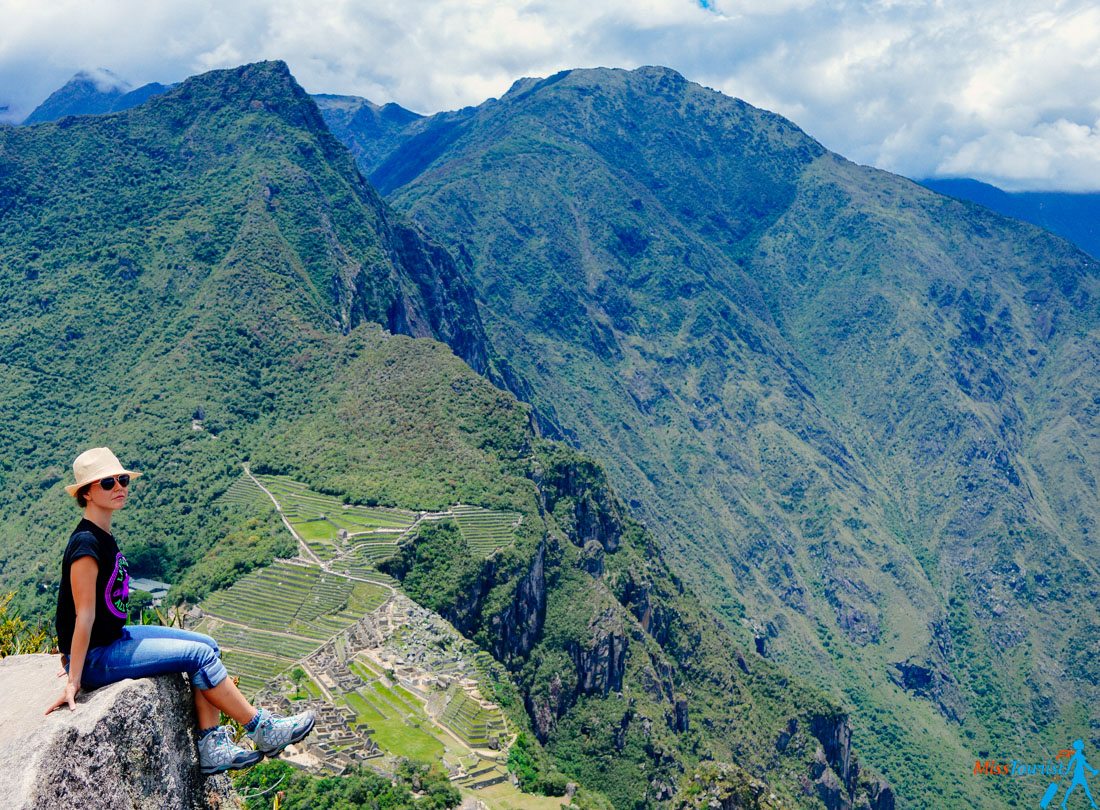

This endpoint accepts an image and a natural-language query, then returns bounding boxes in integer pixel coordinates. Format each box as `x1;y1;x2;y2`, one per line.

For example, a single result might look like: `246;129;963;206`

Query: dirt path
243;463;324;566
243;463;410;592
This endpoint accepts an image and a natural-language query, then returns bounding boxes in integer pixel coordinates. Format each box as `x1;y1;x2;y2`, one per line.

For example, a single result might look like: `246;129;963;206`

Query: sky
2;0;1099;191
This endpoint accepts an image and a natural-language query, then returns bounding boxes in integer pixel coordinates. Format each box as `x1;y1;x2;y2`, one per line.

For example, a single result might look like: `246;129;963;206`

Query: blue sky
2;0;1099;191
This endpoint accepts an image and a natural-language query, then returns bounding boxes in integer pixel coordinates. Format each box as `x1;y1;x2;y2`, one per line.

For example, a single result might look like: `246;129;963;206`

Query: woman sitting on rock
46;447;315;775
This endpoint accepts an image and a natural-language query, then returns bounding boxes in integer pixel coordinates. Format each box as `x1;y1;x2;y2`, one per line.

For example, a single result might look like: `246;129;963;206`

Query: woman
46;447;315;775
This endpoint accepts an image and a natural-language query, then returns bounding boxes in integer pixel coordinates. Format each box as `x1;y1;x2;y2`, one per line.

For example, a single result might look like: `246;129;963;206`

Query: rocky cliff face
800;712;894;810
0;654;239;810
535;451;625;553
384;219;492;375
487;539;547;662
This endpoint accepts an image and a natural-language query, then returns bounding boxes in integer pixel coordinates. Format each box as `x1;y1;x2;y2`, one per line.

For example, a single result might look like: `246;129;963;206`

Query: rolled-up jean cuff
191;658;228;691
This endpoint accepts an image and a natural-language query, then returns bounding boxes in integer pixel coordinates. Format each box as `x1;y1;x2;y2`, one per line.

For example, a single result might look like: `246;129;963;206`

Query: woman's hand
45;679;80;714
56;654;69;678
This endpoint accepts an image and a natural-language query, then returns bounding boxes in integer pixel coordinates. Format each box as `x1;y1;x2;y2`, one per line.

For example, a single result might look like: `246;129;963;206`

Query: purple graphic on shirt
105;551;129;619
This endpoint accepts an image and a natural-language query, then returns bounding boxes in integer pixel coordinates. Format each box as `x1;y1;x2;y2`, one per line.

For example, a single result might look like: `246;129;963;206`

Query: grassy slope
345;66;1100;808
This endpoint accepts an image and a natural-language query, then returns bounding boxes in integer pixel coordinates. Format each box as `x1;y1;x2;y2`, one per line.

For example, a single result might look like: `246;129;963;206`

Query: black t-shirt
55;518;130;654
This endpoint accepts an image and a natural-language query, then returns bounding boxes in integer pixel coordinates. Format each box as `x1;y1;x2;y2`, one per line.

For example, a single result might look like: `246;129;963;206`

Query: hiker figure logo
1041;740;1098;809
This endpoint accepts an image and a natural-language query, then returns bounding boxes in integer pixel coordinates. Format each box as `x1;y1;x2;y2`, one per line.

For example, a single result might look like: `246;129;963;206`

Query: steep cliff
0;654;239;810
383;439;893;808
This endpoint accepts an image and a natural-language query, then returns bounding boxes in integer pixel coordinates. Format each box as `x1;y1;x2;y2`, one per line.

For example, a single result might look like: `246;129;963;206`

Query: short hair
75;483;92;508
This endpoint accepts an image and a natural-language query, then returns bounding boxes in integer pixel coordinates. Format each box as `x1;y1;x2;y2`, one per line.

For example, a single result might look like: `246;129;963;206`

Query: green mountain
0;62;894;809
323;65;1100;809
0;58;492;596
919;177;1100;261
22;69;171;125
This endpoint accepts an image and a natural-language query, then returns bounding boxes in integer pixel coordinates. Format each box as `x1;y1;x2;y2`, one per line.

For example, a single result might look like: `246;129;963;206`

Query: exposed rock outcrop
567;608;627;695
535;450;624;553
383;219;493;376
888;658;966;723
673;761;786;809
487;539;547;663
0;654;239;810
805;711;895;810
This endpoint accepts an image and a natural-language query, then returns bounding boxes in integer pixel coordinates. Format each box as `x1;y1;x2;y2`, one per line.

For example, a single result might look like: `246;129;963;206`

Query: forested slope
324;65;1100;808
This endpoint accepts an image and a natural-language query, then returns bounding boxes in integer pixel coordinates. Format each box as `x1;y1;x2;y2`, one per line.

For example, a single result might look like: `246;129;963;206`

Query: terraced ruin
194;560;390;693
215;470;521;571
197;469;522;800
248;593;513;790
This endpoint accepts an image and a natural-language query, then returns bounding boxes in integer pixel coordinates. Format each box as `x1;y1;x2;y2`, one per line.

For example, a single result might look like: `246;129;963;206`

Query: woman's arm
45;557;97;714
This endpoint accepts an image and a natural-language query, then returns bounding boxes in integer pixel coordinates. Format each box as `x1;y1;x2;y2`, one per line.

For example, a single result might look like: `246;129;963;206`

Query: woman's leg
195;676;257;726
102;625;257;724
194;685;221;729
122;624;223;655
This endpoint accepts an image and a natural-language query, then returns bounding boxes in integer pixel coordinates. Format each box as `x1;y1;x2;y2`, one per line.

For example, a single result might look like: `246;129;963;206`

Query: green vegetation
507;732;568;796
0;592;52;656
343;65;1100;808
382;521;485;619
173;515;296;605
234;760;460;810
345;688;445;762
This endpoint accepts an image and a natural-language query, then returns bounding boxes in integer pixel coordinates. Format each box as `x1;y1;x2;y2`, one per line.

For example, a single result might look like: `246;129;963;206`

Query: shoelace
211;726;235;755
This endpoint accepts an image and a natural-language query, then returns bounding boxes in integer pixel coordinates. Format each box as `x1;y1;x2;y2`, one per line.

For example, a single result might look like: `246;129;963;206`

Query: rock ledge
0;653;239;809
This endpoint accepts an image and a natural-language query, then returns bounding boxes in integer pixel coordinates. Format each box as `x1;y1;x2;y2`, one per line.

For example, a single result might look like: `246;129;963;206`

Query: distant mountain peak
22;68;172;125
313;93;381;113
156;61;333;140
629;63;688;80
72;67;131;93
180;59;298;99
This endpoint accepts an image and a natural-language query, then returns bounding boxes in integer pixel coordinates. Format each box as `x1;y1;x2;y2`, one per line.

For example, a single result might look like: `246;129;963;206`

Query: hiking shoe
247;707;316;757
197;726;263;775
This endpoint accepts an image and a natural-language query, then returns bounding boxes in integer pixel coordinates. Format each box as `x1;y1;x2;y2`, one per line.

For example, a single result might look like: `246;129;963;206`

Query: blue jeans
69;625;229;691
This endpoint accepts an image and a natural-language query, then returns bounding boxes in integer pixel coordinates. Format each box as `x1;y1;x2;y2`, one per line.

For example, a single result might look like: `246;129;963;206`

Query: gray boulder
0;654;240;809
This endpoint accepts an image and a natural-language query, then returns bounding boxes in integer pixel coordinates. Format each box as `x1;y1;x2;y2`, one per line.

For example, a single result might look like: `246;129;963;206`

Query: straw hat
65;447;142;496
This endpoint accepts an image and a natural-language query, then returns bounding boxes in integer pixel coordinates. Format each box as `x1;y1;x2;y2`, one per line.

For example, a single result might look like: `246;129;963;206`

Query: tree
290;666;307;699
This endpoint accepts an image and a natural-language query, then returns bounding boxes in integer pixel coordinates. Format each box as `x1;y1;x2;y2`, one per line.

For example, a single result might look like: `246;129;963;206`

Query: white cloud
1;0;1098;190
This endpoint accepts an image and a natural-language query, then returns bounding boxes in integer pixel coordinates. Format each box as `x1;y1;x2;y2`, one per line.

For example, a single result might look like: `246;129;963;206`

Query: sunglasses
98;475;131;491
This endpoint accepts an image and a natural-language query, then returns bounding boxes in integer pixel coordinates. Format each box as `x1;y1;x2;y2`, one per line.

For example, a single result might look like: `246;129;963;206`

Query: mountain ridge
0;60;894;809
918;176;1100;260
329;63;1100;809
